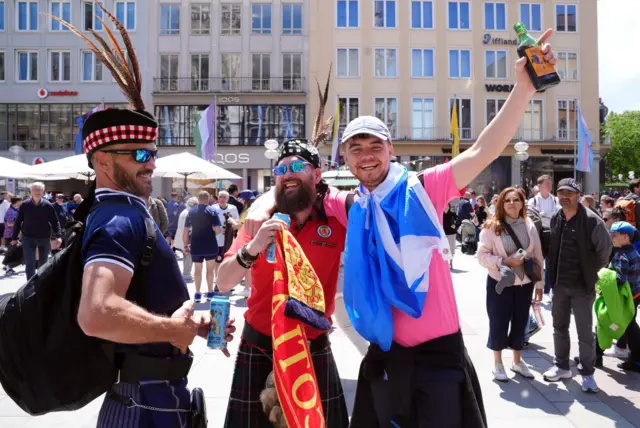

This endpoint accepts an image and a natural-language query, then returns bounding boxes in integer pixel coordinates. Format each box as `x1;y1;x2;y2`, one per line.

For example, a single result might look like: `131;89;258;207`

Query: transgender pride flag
194;101;216;161
576;105;594;173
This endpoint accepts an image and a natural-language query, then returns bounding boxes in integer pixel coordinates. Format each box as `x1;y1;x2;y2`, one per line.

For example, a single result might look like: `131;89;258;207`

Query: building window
448;1;470;29
17;51;38;82
251;4;272;34
282;4;302;34
0;2;4;31
191;4;211;35
374;48;397;77
374;0;396;28
449;49;471;78
50;1;71;32
519;3;541;32
0;51;5;81
17;1;38;31
82;51;102;81
83;1;103;31
374;97;397;138
337;0;358;28
556;52;578;81
49;51;70;82
411;1;433;29
190;54;209;91
252;53;271;91
450;98;472;139
221;4;241;35
485;50;507;79
412;98;434;139
115;1;136;31
283;53;302;91
337;97;359;141
411;49;434;78
484;2;506;31
557;100;577;140
521;99;543;140
159;53;178;91
221;53;241;91
160;4;180;35
486;99;506;124
556;4;577;32
337;48;359;77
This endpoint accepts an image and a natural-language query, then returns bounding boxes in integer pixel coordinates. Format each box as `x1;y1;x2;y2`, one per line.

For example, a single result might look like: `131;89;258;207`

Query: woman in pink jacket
478;187;544;382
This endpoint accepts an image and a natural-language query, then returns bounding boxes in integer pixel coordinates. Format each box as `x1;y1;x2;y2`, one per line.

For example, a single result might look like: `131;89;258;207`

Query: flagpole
573;98;578;180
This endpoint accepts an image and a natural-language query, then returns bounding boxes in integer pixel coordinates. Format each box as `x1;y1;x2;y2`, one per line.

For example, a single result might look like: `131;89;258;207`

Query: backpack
0;197;156;416
614;199;637;227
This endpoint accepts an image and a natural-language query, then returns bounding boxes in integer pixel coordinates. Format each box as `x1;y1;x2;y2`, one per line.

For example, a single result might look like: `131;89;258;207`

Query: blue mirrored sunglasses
273;160;309;176
102;149;158;163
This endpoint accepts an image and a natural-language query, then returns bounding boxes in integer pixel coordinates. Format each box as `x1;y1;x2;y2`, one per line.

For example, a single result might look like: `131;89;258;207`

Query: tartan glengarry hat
82;109;158;161
276;139;321;168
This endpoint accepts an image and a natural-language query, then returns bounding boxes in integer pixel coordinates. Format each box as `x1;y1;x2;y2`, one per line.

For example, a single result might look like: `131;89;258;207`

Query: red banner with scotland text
271;229;326;428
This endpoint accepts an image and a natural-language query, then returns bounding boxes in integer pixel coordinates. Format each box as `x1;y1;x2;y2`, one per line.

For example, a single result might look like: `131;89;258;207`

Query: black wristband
241;245;259;262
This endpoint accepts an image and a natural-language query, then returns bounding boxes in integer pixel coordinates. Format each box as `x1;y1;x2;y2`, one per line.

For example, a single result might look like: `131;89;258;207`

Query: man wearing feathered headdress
217;70;349;427
52;4;235;427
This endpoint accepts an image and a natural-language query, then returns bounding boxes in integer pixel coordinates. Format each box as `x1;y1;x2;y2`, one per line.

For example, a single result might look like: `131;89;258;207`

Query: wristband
236;251;253;269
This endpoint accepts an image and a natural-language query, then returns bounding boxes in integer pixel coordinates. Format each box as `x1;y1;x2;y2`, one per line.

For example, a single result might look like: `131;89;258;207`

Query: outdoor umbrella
0;157;32;178
26;154;95;181
153;152;242;192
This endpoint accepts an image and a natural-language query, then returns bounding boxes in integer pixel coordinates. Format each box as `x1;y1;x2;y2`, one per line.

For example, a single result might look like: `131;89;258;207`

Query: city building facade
309;0;603;194
148;0;309;192
0;0;152;191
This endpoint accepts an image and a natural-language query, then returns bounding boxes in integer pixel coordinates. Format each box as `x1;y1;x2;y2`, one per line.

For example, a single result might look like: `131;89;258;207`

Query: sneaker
206;291;215;301
617;361;640;373
511;361;535;379
493;362;509;382
604;346;630;359
194;292;202;302
543;366;573;382
581;375;599;393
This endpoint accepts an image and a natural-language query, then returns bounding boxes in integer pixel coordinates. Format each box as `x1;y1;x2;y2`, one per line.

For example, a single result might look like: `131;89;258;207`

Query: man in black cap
216;138;349;427
543;178;611;393
54;4;235;427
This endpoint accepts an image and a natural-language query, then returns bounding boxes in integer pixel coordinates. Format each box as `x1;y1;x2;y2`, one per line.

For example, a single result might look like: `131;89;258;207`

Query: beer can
207;296;231;350
266;213;291;263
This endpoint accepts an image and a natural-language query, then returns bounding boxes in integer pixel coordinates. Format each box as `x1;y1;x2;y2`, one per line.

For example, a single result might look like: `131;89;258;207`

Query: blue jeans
22;237;51;280
544;257;551;294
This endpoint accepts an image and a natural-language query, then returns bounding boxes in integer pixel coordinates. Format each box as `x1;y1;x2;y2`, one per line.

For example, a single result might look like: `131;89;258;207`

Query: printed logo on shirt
317;225;332;239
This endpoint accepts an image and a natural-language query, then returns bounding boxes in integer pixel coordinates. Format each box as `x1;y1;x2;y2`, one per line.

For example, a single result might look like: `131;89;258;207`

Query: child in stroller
459;219;477;255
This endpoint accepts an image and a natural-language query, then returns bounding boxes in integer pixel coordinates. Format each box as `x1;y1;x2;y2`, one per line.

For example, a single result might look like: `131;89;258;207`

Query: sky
598;0;640;113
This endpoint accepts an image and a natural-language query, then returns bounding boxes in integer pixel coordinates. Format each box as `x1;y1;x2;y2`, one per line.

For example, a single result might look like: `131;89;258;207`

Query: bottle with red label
514;22;561;92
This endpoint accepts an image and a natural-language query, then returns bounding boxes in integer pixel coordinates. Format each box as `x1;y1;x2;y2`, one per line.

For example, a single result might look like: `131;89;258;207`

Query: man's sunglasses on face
101;149;158;163
273;160;310;176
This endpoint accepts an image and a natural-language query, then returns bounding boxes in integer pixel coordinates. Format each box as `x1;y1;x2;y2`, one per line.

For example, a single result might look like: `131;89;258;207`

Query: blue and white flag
343;162;451;351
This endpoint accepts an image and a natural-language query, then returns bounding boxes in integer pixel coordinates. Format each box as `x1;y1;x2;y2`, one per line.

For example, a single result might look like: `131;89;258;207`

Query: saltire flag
330;101;341;168
75;104;103;154
194;101;216;161
450;101;460;157
576;104;594;173
271;226;330;427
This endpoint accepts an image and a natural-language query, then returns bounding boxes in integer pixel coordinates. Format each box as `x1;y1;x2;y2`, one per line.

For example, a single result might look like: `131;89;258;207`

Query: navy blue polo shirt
184;204;220;257
166;200;185;235
82;188;190;356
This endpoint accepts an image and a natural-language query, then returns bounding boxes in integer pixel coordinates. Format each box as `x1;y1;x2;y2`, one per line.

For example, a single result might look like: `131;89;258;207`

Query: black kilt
224;336;349;428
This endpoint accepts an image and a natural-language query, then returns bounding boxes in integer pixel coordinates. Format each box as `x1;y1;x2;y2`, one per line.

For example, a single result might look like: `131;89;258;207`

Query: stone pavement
1;249;640;427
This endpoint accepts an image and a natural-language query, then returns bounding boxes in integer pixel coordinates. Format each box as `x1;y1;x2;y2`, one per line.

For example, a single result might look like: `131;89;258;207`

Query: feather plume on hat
47;2;145;111
309;64;334;148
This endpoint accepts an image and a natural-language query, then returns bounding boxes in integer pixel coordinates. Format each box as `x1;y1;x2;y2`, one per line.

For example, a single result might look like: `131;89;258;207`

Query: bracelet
241;244;259;262
236;251;253;269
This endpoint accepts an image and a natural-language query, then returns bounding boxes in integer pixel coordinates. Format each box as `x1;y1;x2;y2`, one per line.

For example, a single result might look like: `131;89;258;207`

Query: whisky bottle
514;22;561;91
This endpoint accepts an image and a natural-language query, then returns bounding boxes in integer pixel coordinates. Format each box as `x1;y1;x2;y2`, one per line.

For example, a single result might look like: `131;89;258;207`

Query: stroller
2;243;23;276
459;219;477;255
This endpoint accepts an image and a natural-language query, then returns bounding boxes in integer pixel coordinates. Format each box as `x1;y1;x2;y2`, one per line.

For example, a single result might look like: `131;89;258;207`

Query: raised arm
451;29;555;190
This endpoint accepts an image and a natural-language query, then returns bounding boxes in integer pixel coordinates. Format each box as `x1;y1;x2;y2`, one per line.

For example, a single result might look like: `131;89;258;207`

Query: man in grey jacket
543;178;612;393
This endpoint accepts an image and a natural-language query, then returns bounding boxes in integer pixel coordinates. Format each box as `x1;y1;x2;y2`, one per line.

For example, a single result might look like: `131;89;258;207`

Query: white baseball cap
340;116;392;144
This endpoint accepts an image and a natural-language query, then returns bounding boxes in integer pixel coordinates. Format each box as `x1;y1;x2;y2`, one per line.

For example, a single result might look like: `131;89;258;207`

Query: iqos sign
218;97;241;104
213;153;250;164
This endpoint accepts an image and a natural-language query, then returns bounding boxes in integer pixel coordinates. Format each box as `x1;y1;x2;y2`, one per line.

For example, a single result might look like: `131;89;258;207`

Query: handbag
190;387;208;428
502;222;543;283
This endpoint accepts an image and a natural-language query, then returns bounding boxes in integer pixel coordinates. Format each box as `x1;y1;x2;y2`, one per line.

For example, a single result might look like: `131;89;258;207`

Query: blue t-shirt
166;200;185;234
82;189;190;356
184;204;221;256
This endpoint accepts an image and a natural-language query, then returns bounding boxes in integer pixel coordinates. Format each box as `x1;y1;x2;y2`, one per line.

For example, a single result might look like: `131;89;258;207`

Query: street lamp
264;139;279;188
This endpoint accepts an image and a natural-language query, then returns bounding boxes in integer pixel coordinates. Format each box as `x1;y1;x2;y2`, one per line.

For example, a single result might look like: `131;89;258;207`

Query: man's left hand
196;315;236;358
51;238;62;250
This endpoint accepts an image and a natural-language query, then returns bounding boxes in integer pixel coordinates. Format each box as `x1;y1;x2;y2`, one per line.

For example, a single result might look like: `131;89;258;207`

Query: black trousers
486;276;534;351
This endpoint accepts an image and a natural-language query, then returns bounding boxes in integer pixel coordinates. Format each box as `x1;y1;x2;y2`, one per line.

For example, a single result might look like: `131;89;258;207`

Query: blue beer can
266;213;290;263
207;296;231;350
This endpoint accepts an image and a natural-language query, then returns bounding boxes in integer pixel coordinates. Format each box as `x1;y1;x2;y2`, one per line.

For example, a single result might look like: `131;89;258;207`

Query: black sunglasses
101;149;158;163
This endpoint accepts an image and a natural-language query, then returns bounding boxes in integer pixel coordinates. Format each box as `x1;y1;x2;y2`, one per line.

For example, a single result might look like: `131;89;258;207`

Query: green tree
604;111;640;179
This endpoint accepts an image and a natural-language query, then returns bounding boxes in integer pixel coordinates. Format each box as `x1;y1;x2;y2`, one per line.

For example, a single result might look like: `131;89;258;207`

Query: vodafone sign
37;89;79;99
32;157;45;165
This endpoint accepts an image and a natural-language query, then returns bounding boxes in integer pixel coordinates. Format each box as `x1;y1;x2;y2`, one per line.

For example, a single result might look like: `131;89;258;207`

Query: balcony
153;77;306;94
389;128;579;143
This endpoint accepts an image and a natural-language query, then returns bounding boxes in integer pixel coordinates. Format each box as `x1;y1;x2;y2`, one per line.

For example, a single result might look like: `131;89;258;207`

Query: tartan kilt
224;338;349;428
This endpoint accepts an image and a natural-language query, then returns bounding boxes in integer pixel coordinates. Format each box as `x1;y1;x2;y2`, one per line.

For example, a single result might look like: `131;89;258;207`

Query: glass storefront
0;103;128;151
154;104;306;147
